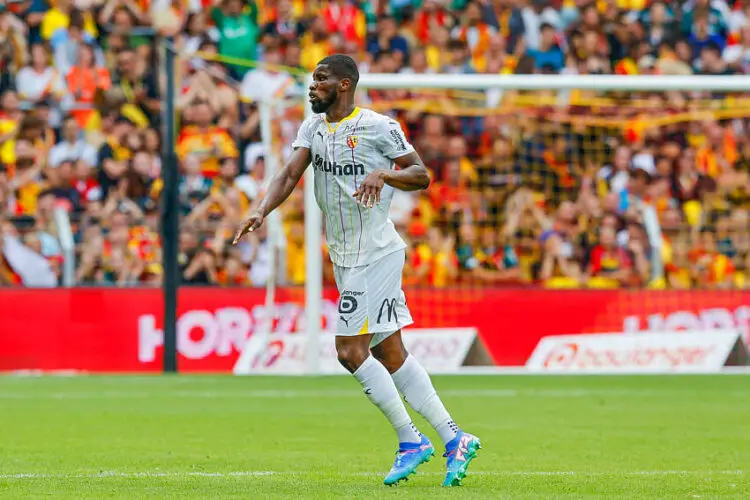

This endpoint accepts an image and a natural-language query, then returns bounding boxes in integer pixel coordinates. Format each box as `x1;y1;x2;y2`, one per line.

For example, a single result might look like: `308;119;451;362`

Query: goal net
235;73;750;374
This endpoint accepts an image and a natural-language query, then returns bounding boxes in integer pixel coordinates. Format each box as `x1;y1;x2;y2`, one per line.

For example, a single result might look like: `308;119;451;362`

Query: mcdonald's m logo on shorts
377;298;398;324
346;135;358;149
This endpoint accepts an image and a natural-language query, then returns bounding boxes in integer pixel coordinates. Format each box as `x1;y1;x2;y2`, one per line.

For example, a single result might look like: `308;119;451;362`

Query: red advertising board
0;287;747;372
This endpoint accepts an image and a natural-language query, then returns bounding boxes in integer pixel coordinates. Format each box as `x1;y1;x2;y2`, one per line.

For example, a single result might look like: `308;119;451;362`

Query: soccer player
233;54;481;487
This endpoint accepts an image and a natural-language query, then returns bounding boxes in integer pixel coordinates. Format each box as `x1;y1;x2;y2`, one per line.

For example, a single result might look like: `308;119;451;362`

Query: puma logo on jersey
313;154;365;176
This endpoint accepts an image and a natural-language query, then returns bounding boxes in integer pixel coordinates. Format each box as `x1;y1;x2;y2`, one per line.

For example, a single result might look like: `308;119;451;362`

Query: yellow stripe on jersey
358;317;369;335
325;107;361;134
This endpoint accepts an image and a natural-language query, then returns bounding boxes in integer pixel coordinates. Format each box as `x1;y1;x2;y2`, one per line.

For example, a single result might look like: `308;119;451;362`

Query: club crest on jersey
346;135;359;149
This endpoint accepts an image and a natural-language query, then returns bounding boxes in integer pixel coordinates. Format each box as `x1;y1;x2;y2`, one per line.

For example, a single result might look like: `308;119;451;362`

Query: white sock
391;355;459;446
353;356;422;444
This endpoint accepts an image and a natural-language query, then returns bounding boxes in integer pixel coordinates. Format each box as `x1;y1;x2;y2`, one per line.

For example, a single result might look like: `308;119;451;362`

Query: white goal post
246;73;750;375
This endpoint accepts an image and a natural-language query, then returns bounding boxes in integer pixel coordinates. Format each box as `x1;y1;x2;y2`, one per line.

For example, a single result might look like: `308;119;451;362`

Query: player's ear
339;78;351;92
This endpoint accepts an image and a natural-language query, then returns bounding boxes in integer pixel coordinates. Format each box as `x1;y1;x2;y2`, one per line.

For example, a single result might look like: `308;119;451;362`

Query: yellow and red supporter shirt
690;249;736;287
128;226;161;264
176;126;239;179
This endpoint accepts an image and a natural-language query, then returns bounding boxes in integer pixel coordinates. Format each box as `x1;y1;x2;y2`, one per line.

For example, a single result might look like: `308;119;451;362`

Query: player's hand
629;240;644;255
233;211;264;244
353;170;386;208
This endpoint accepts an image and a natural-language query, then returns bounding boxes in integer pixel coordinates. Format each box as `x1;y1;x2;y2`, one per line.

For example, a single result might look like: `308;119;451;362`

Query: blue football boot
383;434;435;486
442;431;482;487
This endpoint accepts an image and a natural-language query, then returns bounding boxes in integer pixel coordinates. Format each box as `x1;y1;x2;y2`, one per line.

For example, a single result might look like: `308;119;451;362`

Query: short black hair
69;9;86;29
318;54;359;86
702;41;722;56
374;49;394;63
447;39;466;51
540;22;556;32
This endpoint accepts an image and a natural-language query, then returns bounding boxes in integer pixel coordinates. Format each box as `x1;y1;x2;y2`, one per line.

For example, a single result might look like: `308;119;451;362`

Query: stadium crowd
0;0;748;289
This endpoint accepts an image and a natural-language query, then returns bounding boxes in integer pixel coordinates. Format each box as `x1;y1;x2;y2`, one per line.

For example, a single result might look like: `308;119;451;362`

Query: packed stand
0;0;747;289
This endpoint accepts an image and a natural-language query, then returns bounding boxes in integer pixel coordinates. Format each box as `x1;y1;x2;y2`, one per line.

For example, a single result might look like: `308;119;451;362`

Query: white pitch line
0;471;276;480
0;470;744;480
354;470;747;477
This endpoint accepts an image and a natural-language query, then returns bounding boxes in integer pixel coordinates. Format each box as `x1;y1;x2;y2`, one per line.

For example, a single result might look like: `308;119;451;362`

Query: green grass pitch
1;374;748;499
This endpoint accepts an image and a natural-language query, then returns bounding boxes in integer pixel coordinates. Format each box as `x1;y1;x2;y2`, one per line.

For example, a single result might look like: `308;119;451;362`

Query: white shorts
333;249;414;346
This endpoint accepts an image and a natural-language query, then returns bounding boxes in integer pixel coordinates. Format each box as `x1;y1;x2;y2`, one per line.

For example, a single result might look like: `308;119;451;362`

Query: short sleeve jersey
292;107;414;268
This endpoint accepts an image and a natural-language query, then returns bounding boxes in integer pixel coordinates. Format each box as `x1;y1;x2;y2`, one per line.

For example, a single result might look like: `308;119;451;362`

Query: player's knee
370;348;387;366
370;334;407;374
372;351;404;374
336;342;370;373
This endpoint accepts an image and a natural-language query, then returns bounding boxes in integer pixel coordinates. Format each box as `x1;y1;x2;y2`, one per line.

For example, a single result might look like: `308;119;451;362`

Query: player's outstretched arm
233;147;311;244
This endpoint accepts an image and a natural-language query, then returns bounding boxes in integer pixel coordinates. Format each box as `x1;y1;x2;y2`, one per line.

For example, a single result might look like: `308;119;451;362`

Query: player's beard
311;89;337;114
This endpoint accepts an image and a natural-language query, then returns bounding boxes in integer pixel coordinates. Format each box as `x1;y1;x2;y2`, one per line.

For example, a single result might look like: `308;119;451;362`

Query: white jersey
292;107;414;267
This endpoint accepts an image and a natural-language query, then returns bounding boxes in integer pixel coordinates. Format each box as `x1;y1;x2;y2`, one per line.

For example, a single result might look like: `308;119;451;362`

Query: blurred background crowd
0;0;748;289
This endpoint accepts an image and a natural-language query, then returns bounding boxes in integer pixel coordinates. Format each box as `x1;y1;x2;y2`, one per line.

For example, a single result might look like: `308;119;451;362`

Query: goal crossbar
358;74;750;91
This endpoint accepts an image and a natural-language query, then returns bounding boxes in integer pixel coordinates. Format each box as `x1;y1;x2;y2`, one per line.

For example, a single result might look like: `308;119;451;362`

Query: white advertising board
526;330;744;374
234;328;477;375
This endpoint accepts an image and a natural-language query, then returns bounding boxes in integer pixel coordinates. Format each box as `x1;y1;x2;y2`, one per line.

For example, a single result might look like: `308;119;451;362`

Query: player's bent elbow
416;168;431;190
